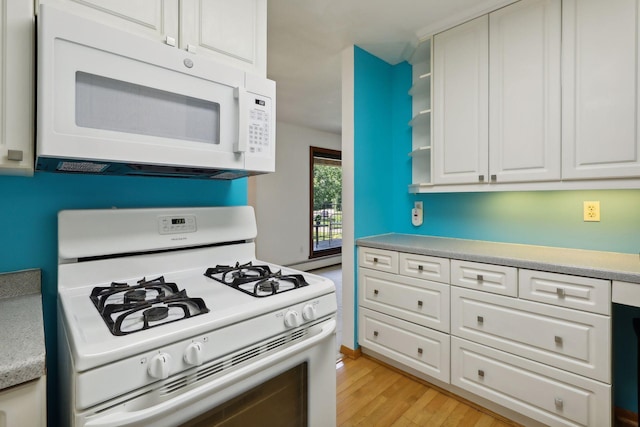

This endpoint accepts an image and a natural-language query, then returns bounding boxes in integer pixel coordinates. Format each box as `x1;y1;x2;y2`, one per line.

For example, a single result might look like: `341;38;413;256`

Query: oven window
179;363;308;427
75;71;221;144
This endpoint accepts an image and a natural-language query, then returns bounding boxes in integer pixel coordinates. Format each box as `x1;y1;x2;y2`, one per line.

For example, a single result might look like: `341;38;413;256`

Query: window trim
309;146;342;259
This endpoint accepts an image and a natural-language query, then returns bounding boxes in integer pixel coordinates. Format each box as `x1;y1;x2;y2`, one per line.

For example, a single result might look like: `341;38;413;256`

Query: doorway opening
309;147;342;258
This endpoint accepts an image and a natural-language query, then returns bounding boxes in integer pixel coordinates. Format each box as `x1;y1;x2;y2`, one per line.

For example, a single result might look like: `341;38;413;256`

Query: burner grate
90;276;209;336
204;261;309;298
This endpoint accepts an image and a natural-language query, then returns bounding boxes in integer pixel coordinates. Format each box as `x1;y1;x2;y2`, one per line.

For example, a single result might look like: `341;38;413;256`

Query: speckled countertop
0;269;46;390
356;234;640;283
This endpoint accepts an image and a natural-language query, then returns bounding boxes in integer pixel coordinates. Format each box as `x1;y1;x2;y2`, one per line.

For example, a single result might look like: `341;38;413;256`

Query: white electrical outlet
583;201;600;222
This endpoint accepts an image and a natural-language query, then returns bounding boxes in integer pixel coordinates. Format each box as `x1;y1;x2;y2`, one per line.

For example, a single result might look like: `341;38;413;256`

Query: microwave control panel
247;95;272;155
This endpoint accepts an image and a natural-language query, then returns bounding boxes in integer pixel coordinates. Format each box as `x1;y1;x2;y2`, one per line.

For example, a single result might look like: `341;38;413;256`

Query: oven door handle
84;318;336;427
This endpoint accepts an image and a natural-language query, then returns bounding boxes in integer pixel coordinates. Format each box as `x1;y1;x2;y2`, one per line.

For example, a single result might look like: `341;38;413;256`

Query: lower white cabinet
452;337;611;427
451;286;610;383
357;246;612;427
360;307;450;383
0;376;47;427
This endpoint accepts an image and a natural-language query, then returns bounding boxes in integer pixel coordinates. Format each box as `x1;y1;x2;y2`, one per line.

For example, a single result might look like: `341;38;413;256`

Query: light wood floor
336;355;519;427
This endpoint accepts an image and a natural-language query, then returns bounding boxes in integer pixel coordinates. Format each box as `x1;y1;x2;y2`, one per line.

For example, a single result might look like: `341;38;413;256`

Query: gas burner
205;263;310;297
90;276;209;336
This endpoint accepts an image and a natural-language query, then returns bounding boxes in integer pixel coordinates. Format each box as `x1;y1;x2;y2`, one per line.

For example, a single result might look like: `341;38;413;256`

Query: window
309;147;342;258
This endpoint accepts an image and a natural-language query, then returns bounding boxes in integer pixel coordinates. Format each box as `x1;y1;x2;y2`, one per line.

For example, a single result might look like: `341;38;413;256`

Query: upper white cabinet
562;0;640;179
180;0;266;77
0;0;35;176
489;0;561;183
433;15;489;185
39;0;267;76
431;0;560;187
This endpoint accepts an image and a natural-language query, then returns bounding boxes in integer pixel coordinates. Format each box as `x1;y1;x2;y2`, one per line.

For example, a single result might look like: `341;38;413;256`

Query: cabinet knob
477;274;484;283
477;316;484;324
373;257;379;263
417;348;423;355
555;335;563;345
373;289;379;296
478;369;485;378
479;175;485;182
556;288;566;298
165;36;176;47
490;174;497;182
418;265;424;271
554;398;563;409
417;300;423;308
373;331;379;337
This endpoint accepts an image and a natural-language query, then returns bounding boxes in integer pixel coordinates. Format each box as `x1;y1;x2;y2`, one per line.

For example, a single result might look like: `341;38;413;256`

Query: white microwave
36;5;276;179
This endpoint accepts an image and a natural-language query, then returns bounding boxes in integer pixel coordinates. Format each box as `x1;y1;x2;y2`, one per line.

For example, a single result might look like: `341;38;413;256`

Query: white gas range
57;206;337;427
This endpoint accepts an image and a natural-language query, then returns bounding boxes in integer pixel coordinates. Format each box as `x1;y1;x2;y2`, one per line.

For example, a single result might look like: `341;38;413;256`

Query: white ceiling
267;0;516;135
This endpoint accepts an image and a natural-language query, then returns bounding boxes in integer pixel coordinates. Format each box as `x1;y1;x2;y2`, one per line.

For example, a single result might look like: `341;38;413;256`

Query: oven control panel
158;215;197;235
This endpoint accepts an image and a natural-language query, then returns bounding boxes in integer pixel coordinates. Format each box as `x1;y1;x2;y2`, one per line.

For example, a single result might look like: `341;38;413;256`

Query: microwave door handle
234;86;248;153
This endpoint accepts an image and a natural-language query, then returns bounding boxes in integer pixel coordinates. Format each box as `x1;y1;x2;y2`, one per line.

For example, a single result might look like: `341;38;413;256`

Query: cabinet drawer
399;252;450;283
359;307;450;383
451;287;610;383
451;259;517;296
358;247;398;274
519;270;610;315
359;268;450;333
451;337;611;427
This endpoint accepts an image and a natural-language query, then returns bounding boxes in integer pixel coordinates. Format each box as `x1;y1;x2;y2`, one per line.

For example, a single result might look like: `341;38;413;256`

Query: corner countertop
356;234;640;283
0;269;46;391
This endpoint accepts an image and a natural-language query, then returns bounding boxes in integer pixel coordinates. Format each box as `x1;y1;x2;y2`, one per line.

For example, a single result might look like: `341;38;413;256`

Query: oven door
79;318;336;427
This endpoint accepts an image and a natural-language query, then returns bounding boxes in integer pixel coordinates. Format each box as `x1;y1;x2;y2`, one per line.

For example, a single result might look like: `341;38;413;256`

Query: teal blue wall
353;45;640;412
0;172;246;422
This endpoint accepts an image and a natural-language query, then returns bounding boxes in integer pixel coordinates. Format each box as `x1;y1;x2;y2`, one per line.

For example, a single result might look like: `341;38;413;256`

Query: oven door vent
160;327;311;396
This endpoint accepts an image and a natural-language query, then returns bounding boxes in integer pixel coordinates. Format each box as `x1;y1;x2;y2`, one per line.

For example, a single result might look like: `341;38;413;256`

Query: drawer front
451;259;517;297
519;270;610;315
359;268;450;332
451;287;610;383
451;337;611;427
359;307;450;383
612;280;640;308
399;252;450;283
358;247;399;273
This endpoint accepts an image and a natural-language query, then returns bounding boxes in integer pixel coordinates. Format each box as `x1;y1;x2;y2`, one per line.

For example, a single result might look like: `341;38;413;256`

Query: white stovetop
58;243;335;371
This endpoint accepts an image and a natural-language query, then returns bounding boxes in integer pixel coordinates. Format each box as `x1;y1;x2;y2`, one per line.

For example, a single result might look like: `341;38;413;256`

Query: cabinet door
0;0;35;176
489;0;561;183
562;0;640;179
39;0;179;44
451;337;611;427
180;0;267;76
360;307;450;383
433;16;489;185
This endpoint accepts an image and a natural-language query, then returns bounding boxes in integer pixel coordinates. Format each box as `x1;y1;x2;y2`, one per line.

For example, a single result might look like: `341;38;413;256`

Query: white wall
250;121;341;268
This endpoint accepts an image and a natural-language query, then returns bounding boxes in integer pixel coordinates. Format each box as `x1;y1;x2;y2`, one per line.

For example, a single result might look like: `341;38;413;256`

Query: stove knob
148;353;172;379
302;304;317;321
284;310;300;328
184;342;204;366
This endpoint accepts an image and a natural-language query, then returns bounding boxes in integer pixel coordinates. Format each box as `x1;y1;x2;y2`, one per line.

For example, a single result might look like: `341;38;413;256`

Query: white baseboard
286;255;342;271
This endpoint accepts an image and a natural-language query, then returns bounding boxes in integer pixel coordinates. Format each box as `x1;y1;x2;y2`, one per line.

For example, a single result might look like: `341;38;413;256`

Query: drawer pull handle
479;174;485;182
477;316;484;324
417;348;423;355
556;288;566;298
477;274;484;283
478;369;485;378
373;257;379;263
373;331;379;337
555;336;563;345
417;300;423;308
554;398;563;409
373;289;379;296
418;265;424;271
